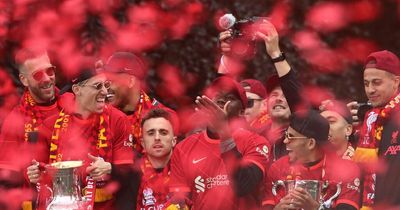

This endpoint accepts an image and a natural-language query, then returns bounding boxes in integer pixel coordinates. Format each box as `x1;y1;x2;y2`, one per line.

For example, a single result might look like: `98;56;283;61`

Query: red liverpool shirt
137;157;170;210
169;129;271;210
35;105;134;210
263;155;361;209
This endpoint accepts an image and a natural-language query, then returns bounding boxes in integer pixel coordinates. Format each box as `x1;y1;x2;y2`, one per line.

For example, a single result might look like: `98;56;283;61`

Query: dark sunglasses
247;98;263;108
81;80;112;90
30;66;56;81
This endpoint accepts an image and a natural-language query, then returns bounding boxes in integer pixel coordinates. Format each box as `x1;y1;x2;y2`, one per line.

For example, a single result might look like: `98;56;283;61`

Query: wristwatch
271;52;286;63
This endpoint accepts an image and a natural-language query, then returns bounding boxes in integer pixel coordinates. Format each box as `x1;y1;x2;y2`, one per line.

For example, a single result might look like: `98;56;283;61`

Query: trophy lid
47;160;83;169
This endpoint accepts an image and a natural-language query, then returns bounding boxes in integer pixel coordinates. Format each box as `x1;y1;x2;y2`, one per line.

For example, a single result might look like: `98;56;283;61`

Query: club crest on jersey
142;188;157;206
124;134;135;147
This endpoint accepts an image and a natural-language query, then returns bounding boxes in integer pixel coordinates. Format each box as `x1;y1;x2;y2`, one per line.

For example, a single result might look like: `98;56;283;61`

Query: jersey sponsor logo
256;145;269;159
195;176;205;192
192;157;207;164
194;174;230;194
347;178;360;192
124;134;135;147
383;145;400;156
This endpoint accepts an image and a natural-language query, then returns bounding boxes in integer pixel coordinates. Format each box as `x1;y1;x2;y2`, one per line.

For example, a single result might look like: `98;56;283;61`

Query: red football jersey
137;157;170;210
0;100;60;170
169;129;271;210
263;155;361;209
35;105;134;210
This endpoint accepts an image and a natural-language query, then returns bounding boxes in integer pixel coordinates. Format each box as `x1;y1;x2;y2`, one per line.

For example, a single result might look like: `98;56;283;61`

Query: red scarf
358;92;400;151
49;106;111;163
355;92;400;207
129;91;162;153
250;111;270;130
137;157;170;210
20;90;58;142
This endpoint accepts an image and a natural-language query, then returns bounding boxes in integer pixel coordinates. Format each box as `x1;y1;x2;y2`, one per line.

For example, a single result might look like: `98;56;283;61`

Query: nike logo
192;157;207;164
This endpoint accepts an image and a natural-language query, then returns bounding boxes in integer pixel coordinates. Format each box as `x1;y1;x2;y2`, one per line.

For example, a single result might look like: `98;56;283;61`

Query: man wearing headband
320;100;355;160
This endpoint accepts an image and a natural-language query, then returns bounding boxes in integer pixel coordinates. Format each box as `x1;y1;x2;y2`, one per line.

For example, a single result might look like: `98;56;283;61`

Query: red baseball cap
205;76;248;109
365;50;400;75
240;79;267;99
103;52;146;79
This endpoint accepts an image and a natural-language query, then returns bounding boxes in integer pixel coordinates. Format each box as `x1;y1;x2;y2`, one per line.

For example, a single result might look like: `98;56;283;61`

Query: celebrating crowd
0;19;399;210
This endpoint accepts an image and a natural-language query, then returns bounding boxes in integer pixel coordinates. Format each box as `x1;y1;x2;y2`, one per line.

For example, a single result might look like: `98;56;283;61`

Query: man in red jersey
26;69;134;210
136;108;178;210
0;49;59;171
99;52;172;155
255;20;361;210
319;100;355;160
219;30;291;161
240;79;269;131
262;110;361;210
0;49;64;210
168;76;271;210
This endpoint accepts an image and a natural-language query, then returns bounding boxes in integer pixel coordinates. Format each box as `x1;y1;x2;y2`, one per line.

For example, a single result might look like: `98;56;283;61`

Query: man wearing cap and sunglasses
240;79;269;129
26;68;136;210
0;49;63;209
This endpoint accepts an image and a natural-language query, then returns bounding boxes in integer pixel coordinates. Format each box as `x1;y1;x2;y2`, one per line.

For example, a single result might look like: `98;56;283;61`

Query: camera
357;102;372;122
219;14;268;58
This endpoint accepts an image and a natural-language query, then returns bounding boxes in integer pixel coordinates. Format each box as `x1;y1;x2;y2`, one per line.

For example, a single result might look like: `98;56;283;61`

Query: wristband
271;52;286;63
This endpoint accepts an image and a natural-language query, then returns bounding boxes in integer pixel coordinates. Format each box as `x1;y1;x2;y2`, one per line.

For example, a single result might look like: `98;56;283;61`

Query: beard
29;82;55;104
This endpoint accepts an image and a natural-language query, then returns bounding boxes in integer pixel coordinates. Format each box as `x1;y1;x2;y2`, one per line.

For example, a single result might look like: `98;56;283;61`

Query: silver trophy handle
322;182;341;209
272;180;285;196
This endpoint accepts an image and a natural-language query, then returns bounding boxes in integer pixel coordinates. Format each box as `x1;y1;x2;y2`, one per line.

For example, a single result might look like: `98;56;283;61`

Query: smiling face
267;87;290;122
19;53;56;103
320;110;352;150
244;91;265;123
105;73;133;108
142;117;176;159
364;68;400;107
284;127;315;163
73;74;109;115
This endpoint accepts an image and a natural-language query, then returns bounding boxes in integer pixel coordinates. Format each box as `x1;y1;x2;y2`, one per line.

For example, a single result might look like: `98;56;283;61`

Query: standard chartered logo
195;176;205;192
194;174;229;193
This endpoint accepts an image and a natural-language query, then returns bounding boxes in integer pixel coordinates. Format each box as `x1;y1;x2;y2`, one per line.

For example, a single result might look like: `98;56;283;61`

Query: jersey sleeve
169;144;191;193
110;108;134;165
262;160;283;207
235;131;272;175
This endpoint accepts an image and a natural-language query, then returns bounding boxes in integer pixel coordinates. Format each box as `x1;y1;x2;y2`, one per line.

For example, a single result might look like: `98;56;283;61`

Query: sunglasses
30;66;56;81
247;98;263;108
284;130;309;141
81;80;112;90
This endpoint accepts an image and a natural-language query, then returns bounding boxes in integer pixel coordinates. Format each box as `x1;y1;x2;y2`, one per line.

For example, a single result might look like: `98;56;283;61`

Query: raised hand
255;20;281;58
195;95;232;140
